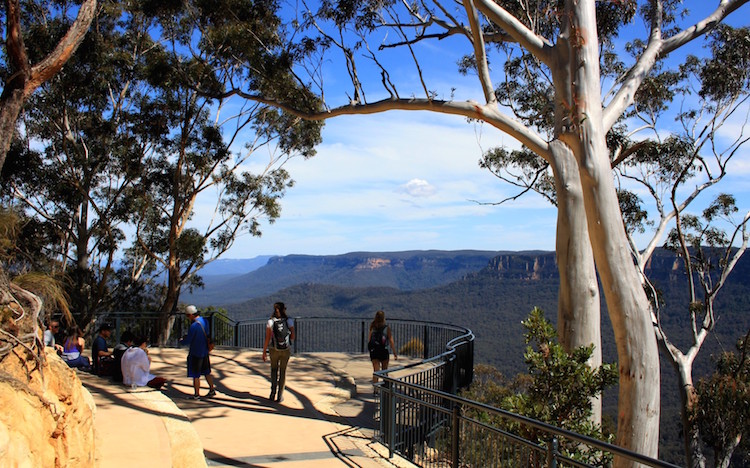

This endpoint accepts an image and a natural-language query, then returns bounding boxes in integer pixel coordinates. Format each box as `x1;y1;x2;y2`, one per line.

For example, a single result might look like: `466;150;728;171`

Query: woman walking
368;310;398;384
262;302;295;403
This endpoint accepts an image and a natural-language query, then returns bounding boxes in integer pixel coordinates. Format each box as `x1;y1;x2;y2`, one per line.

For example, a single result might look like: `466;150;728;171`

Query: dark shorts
369;348;389;362
187;355;211;378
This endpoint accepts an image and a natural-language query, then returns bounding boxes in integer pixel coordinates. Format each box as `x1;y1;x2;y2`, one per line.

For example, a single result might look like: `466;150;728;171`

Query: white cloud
400;178;437;197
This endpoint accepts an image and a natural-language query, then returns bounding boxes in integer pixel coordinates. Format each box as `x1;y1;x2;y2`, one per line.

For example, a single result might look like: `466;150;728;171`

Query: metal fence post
362;320;367;354
452;402;460;467
547;436;558;468
293;317;299;354
388;381;396;459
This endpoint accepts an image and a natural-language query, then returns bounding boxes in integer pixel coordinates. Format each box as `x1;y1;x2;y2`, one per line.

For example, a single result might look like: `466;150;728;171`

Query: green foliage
512;309;617;433
693;333;750;466
459;308;617;466
617;189;650;234
2;0;325;328
698;26;750;102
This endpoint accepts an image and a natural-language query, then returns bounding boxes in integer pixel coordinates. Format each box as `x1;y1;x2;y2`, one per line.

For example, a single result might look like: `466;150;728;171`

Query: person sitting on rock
61;326;91;369
91;323;114;376
43;319;64;354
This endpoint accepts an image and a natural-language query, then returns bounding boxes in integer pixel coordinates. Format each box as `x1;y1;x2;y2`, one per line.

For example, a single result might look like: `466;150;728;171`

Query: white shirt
121;346;155;387
44;329;55;347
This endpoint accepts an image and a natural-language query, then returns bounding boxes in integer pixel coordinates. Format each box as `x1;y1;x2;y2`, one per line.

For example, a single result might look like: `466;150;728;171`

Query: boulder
0;347;96;467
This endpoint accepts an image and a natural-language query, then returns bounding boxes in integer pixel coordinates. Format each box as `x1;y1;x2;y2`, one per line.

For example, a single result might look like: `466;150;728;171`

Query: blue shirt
180;316;209;358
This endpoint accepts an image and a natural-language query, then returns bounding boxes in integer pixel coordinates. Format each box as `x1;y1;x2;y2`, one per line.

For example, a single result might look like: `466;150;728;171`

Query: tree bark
566;1;660;462
550;140;602;423
672;355;705;468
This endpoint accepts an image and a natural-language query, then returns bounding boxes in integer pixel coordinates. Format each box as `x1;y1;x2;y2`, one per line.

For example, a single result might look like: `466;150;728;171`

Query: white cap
185;305;198;315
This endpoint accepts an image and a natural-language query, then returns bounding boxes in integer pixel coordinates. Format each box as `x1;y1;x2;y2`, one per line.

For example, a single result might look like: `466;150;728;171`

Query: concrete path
79;348;414;468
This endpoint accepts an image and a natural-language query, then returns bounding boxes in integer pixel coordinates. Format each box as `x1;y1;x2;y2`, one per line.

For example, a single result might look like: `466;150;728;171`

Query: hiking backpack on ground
368;326;388;353
272;318;291;349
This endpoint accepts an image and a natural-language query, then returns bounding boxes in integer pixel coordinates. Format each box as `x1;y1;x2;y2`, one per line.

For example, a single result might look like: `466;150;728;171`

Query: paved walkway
78;348;414;468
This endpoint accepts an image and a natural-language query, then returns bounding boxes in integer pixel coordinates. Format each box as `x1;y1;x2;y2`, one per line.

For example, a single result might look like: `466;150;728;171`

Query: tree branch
463;0;496;105
604;0;750;132
472;0;553;65
602;0;663;132
659;0;749;57
26;0;98;96
227;90;551;159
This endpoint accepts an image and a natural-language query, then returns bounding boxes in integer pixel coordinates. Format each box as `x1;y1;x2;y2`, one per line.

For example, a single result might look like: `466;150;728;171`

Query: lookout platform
78;347;414;467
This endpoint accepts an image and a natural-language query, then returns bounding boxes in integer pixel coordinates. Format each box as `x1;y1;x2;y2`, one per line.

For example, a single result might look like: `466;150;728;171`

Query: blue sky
201;4;750;259
226;112;556;257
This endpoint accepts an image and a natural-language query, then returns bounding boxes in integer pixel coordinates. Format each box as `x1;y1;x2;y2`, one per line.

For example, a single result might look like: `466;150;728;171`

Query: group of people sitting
44;319;166;390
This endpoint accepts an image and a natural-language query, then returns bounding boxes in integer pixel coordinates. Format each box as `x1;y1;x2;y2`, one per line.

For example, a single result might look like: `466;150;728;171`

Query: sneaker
206;390;216;398
186;395;201;400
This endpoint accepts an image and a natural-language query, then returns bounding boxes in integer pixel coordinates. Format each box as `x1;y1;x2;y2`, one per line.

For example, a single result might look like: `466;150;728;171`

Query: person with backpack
368;310;398;385
262;302;295;403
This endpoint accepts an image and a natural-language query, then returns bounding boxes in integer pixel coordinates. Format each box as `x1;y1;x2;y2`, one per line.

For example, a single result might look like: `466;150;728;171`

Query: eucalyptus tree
610;25;750;467
0;0;96;352
0;0;97;172
3;3;151;331
4;0;322;341
200;0;750;462
123;1;322;342
693;334;750;468
482;23;750;465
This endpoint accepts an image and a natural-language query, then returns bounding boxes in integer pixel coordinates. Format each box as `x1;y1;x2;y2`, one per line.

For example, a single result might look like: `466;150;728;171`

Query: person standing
262;302;295;403
121;336;167;390
179;305;216;400
368;310;398;384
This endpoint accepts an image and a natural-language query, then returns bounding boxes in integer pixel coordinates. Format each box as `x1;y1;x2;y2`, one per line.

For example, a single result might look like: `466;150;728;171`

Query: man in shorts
179;305;216;399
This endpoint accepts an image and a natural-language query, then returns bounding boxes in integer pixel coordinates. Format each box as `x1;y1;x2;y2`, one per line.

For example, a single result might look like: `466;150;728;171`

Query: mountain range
188;248;749;375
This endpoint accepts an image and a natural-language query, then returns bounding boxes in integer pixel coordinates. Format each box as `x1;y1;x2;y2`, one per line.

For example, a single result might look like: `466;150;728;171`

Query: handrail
375;375;680;468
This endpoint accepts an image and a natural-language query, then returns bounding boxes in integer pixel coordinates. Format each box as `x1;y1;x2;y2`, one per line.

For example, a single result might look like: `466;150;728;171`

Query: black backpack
368;326;388;353
272;317;291;349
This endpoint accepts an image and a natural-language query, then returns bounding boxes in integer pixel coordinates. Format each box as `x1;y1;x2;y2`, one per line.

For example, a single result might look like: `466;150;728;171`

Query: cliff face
484;252;559;280
0;347;96;466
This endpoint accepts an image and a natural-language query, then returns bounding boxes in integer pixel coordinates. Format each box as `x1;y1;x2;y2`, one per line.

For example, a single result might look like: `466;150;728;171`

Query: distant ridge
185;250;510;306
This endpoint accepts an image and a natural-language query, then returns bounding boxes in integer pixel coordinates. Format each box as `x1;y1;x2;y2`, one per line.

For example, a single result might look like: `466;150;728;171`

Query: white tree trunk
672;354;705;468
550;140;603;423
567;1;660;462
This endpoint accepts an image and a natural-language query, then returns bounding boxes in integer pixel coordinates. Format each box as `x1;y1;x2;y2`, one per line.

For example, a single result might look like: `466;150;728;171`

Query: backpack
368;326;388;353
272;317;291;349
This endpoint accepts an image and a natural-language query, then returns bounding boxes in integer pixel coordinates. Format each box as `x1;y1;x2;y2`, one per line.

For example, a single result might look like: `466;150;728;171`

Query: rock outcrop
0;347;96;467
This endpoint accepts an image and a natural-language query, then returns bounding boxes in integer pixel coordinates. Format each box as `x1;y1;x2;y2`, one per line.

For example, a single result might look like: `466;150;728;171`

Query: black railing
375;376;680;468
95;312;675;468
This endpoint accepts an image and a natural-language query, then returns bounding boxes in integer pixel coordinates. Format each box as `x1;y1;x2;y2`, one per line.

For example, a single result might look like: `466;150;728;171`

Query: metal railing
375;376;680;468
95;311;676;468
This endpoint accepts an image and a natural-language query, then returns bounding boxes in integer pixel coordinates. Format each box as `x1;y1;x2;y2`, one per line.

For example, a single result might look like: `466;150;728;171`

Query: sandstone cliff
0;348;96;467
1;273;96;467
